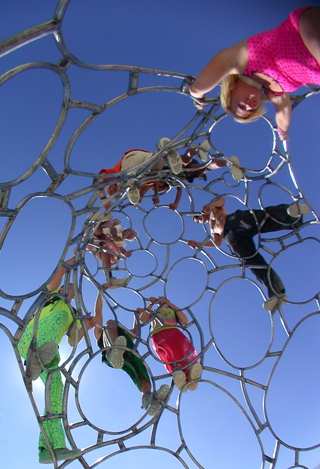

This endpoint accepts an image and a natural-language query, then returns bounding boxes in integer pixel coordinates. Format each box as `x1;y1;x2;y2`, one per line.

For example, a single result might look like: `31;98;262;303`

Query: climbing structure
0;2;320;468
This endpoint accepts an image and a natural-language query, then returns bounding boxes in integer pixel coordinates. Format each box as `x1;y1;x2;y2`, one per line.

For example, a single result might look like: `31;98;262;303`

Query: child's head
152;180;170;193
192;214;208;224
105;183;120;197
99;174;120;199
59;283;74;302
220;75;266;123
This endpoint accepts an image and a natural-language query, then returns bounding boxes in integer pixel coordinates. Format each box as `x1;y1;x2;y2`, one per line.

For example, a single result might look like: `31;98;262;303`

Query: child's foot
146;384;170;416
187;363;202;391
108;277;129;289
228;156;243;181
287;202;309;218
29;342;58;380
141;392;153;410
197;139;211;162
55;448;82;462
39;448;53;464
188;381;198;391
263;294;288;311
166;151;182;175
127;185;140;205
107;335;127;368
156;137;170;153
173;370;188;392
90;211;113;222
39;447;82;464
156;137;182;174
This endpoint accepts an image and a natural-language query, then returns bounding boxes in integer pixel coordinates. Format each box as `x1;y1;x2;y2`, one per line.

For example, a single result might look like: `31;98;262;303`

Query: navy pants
223;204;303;297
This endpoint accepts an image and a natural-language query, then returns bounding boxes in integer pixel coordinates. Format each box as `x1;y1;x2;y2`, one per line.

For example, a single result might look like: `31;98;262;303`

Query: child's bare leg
207;157;226;170
100;252;112;270
181;147;198;165
95;226;103;236
151;158;166;171
108;225;118;239
139;373;151;394
121;358;151;398
119;247;132;258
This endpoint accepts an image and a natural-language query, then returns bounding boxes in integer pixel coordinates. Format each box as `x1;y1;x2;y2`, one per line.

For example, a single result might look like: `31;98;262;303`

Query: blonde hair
220;75;267;123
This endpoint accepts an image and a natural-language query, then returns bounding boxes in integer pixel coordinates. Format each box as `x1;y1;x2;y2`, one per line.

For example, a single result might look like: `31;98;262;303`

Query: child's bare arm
157;297;188;325
190;42;248;98
169;187;182;211
202;197;226;215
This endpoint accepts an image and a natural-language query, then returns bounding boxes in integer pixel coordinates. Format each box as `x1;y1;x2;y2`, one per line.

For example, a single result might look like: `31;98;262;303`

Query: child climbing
189;7;320;140
85;213;137;288
93;285;170;415
188;198;309;310
18;255;96;464
99;138;183;205
137;296;202;392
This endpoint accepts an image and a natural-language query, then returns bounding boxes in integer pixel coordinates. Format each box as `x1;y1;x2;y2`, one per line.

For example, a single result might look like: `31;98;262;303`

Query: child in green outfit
18;256;97;464
94;285;169;415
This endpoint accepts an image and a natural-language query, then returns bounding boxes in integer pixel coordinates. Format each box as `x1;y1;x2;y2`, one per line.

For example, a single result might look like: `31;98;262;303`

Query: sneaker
127;186;140;205
166;151;182;175
39;449;53;464
188;363;202;380
102;213;113;222
141;392;153;410
263;294;288;311
173;370;188;392
90;212;113;222
188;363;202;391
108;277;129;290
287;202;309;218
147;384;170;416
188;381;199;391
29;342;58;380
228;156;243;181
107;335;127;368
156;137;182;175
156;137;171;152
55;448;82;461
197;139;211;162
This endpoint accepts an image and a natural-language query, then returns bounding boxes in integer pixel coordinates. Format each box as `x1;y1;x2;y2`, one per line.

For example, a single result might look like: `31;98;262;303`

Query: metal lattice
1;2;320;468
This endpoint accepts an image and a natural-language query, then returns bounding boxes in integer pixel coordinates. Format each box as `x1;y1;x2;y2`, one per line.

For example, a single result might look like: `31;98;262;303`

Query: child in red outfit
138;297;202;392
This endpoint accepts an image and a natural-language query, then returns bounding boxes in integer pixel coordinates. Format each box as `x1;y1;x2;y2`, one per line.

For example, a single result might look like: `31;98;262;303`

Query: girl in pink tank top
189;7;320;140
245;8;320;94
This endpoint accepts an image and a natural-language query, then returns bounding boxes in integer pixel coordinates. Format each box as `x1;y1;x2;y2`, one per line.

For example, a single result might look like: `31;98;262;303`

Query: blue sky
0;1;320;468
